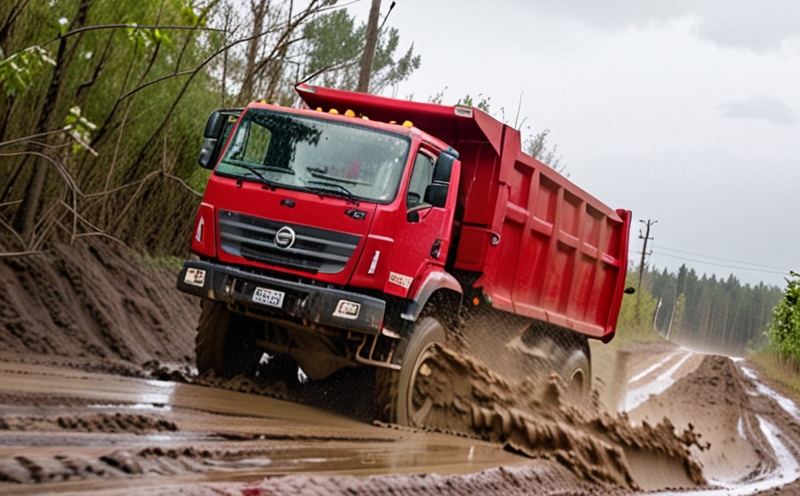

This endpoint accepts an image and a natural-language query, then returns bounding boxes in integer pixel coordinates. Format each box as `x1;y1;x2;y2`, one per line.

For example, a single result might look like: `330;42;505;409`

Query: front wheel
376;317;446;427
195;301;265;379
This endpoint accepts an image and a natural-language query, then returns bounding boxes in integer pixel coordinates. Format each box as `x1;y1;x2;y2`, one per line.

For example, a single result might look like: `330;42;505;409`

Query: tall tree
300;8;419;94
12;0;92;239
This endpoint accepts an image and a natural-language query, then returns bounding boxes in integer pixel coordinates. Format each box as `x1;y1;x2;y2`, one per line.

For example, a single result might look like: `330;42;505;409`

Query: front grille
218;210;361;274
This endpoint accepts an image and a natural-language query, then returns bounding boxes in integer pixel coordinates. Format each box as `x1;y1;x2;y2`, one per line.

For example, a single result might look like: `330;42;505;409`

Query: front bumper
177;260;385;334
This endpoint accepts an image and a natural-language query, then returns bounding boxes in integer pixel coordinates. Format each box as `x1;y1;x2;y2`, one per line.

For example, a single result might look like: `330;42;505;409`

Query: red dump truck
177;84;632;426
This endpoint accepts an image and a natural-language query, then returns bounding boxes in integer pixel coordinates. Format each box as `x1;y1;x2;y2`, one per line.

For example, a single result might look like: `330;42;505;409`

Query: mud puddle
0;362;546;490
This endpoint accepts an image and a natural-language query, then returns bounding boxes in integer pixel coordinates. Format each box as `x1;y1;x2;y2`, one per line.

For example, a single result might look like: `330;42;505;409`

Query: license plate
183;268;206;287
252;287;285;308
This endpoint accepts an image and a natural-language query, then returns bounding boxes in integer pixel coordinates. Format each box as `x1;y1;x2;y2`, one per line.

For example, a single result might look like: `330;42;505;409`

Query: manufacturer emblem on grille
274;226;296;249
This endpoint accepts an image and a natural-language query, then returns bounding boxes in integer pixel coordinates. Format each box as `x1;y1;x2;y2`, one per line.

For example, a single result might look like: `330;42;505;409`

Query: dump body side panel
479;125;630;340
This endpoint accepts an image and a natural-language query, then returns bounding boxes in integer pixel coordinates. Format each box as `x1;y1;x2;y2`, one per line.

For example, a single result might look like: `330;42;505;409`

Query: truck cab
178;99;463;389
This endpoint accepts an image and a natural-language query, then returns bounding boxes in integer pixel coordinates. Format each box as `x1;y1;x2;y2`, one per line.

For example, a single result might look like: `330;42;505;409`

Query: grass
607;324;666;348
747;349;800;398
135;253;185;273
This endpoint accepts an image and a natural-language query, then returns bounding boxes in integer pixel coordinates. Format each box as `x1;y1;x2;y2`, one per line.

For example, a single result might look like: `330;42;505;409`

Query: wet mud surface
2;240;800;494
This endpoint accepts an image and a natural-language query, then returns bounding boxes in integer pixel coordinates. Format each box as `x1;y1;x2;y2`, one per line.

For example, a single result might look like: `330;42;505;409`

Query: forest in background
617;263;784;355
0;0;794;358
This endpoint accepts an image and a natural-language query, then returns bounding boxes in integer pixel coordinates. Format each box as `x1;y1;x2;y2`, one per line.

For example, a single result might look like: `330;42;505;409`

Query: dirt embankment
0;240;197;371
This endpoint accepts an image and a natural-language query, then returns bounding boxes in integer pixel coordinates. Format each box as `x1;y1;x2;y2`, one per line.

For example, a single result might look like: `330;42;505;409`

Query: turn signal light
191;203;216;258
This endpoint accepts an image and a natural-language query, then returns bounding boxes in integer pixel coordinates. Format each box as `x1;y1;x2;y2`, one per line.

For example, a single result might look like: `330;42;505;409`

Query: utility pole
635;219;656;326
357;0;382;93
637;219;656;291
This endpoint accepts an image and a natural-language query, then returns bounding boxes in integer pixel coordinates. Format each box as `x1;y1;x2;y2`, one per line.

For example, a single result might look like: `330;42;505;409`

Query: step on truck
177;84;632;426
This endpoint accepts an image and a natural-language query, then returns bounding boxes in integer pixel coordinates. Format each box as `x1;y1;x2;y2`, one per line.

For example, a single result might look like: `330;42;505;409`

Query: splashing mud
406;345;705;490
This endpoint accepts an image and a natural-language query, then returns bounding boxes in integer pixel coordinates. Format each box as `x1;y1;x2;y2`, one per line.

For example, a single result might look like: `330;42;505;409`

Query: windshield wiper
221;161;277;190
305;180;360;205
224;158;295;174
307;167;370;186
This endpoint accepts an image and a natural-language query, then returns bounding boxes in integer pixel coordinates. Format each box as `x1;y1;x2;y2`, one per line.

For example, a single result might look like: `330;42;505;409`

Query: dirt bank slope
0;240;196;370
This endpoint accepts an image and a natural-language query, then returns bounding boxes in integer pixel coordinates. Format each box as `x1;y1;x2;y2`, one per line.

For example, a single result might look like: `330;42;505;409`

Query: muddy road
3;343;800;494
2;242;800;494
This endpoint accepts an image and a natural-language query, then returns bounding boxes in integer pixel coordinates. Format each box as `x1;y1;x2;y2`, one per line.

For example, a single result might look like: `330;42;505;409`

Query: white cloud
719;96;798;125
525;0;800;53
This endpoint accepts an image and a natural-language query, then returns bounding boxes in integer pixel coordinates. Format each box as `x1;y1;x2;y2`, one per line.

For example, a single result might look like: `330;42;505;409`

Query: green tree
300;8;420;94
0;0;220;254
616;271;659;341
767;272;800;362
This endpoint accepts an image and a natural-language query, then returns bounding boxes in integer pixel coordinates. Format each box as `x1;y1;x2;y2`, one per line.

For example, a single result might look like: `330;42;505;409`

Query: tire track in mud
0;414;177;435
626;353;800;494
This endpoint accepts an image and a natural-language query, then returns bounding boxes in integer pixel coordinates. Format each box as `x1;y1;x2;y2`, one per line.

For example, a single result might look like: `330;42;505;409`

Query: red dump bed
297;85;631;341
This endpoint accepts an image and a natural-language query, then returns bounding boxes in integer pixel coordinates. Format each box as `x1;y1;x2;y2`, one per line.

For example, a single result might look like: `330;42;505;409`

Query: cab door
385;147;457;298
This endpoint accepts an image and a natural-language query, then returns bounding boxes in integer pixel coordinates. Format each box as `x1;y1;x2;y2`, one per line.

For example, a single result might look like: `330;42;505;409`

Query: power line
650;251;791;276
654;245;790;271
626;247;794;276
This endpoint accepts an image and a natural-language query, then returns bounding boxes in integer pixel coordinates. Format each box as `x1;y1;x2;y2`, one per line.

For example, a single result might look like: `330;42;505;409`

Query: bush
767;272;800;362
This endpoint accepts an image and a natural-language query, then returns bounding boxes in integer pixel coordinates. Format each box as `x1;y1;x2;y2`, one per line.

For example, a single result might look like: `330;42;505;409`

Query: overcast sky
345;0;800;287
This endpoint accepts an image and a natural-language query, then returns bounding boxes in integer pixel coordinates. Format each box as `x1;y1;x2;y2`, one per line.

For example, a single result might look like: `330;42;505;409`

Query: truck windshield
215;109;410;203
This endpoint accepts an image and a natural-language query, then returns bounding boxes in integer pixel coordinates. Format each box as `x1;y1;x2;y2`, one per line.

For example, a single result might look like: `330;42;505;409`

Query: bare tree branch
0;129;70;148
0;251;43;258
39;24;223;49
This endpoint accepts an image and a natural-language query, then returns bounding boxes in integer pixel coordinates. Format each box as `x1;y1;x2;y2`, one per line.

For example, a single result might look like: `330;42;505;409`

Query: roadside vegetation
0;0;420;258
766;272;800;359
749;272;800;393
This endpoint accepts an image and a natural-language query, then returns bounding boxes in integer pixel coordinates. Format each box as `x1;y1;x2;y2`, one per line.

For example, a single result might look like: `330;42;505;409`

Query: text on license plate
252;287;285;308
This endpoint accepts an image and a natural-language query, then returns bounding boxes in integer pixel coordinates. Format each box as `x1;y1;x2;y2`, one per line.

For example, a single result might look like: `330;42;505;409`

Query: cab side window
407;152;435;208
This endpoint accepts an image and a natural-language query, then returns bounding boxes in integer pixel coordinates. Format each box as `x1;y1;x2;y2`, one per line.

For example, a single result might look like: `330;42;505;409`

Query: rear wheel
520;325;591;402
558;339;591;402
376;317;446;426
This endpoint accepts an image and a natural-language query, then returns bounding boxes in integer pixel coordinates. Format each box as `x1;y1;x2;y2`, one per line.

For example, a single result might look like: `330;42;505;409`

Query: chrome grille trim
218;210;361;274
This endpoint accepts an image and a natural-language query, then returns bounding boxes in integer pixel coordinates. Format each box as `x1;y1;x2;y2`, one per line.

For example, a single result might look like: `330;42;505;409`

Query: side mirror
204;110;228;139
424;183;448;208
198;109;242;170
624;287;636;295
198;138;217;169
433;152;456;183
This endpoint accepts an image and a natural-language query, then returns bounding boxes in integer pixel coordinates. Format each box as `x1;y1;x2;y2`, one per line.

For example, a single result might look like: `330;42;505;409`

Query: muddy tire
519;325;591;402
196;301;264;378
558;338;591;402
376;317;446;426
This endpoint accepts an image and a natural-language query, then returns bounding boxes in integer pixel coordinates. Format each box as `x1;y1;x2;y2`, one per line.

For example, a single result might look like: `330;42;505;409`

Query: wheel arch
401;269;463;322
